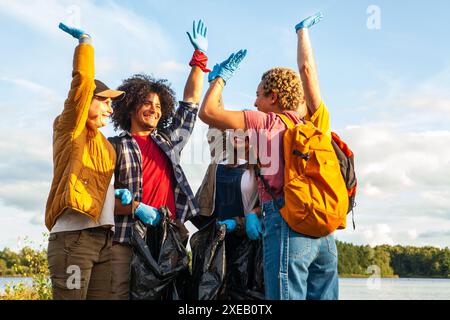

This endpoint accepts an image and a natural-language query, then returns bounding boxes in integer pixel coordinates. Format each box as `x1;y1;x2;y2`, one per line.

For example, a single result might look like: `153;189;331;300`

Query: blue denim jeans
262;198;339;300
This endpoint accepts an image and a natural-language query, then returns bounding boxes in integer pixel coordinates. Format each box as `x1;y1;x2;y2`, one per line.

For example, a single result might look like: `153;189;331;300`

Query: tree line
337;241;450;278
1;241;449;278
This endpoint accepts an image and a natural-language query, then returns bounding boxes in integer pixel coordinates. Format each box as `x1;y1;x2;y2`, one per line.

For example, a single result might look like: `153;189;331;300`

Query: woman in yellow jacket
45;23;125;300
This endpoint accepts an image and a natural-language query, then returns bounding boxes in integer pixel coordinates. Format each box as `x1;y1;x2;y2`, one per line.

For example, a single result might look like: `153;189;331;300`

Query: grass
0;235;52;300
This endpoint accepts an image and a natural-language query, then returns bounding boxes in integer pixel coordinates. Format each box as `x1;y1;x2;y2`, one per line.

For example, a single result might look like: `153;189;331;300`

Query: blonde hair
261;67;306;115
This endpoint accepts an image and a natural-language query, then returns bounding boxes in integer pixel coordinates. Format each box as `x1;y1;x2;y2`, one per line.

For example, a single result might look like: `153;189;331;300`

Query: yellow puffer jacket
45;43;116;231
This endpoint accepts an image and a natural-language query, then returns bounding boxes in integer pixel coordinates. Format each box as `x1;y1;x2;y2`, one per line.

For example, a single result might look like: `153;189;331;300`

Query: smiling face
86;96;113;130
130;92;162;133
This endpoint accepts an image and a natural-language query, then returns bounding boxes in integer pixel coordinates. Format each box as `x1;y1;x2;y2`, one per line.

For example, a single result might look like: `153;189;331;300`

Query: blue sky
0;0;449;250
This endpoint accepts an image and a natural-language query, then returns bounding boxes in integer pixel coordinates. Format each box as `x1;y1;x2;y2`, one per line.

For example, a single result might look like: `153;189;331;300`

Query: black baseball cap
94;79;125;100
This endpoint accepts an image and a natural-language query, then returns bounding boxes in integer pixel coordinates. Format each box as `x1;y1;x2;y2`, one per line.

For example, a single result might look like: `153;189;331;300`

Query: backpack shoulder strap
277;113;295;129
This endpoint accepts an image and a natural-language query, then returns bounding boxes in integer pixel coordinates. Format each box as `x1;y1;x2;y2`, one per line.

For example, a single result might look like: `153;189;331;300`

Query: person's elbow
299;61;314;79
183;92;201;105
199;106;215;125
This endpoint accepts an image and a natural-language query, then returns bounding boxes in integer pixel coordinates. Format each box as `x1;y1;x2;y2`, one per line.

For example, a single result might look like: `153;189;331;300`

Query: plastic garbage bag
129;206;190;300
190;219;265;300
226;238;265;300
190;219;227;300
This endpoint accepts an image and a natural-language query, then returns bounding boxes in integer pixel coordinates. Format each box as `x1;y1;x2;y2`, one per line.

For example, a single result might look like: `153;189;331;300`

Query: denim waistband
262;197;285;213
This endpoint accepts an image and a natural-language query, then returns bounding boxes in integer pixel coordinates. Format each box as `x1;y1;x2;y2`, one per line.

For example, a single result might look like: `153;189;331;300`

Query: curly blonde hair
261;67;306;115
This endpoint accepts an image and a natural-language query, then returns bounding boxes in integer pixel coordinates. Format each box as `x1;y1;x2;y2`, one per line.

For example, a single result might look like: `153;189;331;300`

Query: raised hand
58;22;90;40
186;19;208;53
114;189;133;206
295;12;324;32
208;49;247;84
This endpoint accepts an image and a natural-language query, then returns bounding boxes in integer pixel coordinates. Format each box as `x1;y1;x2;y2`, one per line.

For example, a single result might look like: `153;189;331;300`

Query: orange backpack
257;114;349;238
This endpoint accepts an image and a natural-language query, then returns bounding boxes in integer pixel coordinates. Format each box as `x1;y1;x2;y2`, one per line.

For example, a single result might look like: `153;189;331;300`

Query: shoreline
340;275;450;279
1;275;449;280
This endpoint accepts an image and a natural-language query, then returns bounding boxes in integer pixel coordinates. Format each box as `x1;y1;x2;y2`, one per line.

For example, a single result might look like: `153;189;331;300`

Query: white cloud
30;212;45;226
342;124;450;199
336;68;450;248
0;181;50;212
0;0;182;77
361;224;395;246
407;229;418;240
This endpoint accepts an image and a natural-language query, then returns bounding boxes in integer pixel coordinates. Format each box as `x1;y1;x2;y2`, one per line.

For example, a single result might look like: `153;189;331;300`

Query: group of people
45;12;341;300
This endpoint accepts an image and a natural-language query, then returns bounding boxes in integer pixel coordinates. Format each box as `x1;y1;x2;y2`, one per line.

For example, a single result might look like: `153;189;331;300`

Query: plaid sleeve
165;101;198;152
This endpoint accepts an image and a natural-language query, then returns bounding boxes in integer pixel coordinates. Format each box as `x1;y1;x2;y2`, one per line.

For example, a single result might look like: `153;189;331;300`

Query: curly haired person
107;20;211;300
199;13;339;300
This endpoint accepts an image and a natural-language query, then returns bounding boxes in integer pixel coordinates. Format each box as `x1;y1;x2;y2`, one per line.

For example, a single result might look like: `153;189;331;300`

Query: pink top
244;110;303;203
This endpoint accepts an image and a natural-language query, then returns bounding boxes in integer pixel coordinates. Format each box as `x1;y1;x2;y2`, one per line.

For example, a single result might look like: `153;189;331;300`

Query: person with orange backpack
199;13;353;300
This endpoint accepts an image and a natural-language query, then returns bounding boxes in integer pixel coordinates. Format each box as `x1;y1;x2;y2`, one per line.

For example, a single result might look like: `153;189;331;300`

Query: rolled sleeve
305;101;331;138
178;101;199;114
165;101;199;152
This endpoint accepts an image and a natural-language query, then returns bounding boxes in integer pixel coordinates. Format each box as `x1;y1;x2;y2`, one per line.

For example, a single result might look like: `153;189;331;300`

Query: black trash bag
226;238;265;300
190;219;265;300
129;206;190;300
190;219;227;300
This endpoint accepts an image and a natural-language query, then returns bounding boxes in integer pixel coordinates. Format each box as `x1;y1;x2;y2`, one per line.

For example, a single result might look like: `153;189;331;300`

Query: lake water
0;277;33;294
339;278;450;300
1;277;449;300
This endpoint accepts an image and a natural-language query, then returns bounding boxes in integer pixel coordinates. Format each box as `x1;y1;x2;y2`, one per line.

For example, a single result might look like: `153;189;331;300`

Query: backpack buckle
293;149;310;161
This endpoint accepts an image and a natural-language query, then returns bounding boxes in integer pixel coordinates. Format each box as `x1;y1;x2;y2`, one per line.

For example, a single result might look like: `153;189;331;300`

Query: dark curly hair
111;74;177;132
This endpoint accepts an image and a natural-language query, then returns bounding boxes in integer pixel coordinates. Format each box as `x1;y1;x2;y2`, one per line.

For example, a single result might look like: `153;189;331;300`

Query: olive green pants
47;228;112;300
110;243;132;300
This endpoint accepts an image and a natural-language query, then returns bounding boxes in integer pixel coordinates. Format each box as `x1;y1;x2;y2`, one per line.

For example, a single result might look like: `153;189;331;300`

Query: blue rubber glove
218;219;237;233
135;203;161;226
295;12;324;32
245;213;262;240
207;63;221;83
58;22;90;40
208;49;247;84
114;189;133;206
186;19;208;53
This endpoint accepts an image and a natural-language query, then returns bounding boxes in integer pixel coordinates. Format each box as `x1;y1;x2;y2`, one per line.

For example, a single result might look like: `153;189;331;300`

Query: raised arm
55;23;95;136
199;49;247;130
296;12;324;116
163;20;211;151
183;20;209;104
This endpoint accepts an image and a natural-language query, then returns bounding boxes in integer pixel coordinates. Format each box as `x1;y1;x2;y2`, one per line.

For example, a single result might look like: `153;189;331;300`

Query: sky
0;0;449;251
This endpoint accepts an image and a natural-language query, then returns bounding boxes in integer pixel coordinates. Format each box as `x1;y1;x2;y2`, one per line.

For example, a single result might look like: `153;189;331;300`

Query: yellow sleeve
305;101;331;139
56;44;95;137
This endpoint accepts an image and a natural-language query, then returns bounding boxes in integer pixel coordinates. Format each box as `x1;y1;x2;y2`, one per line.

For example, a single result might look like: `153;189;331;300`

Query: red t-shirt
133;134;176;220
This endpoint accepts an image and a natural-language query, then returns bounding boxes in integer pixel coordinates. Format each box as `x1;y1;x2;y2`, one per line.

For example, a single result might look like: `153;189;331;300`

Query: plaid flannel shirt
109;101;200;244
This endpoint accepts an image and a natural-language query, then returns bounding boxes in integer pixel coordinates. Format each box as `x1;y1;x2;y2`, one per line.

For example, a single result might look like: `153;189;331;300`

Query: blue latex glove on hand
295;12;324;32
218;219;237;233
186;19;208;53
245;213;262;240
58;22;90;40
135;203;161;226
114;189;133;206
208;49;247;84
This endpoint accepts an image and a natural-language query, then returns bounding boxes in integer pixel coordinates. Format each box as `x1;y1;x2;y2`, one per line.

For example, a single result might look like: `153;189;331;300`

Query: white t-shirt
50;176;116;234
